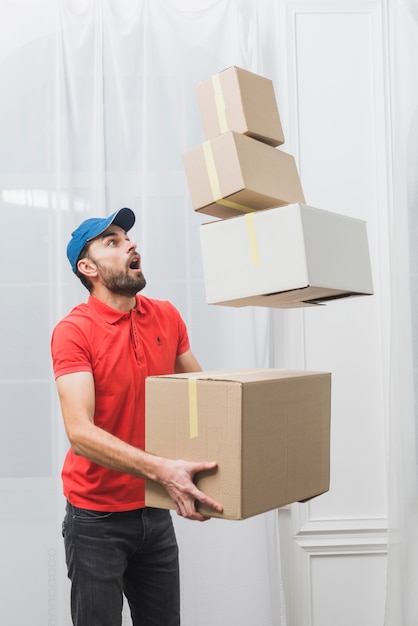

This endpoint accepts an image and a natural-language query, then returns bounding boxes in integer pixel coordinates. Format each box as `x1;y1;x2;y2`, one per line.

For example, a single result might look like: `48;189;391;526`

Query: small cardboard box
145;369;331;520
200;203;374;308
196;66;285;147
182;131;305;219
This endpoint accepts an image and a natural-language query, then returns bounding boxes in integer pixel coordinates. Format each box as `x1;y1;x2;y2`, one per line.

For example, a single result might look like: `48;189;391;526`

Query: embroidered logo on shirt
156;336;163;347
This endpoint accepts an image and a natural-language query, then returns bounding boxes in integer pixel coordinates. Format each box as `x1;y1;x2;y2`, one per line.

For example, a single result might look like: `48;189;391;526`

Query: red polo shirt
51;294;190;512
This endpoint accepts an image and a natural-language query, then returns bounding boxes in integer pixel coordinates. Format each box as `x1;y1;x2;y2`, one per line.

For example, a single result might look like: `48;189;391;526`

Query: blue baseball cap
67;207;136;273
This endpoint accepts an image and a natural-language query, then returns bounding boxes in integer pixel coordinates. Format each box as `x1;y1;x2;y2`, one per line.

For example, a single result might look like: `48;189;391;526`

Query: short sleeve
51;319;93;379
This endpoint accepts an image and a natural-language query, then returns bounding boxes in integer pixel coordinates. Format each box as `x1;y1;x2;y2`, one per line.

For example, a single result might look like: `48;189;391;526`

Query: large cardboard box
145;369;331;520
196;66;285;147
182;131;305;219
200;203;374;308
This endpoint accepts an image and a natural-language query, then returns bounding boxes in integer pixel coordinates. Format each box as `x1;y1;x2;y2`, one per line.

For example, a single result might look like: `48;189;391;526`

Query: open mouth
129;255;140;270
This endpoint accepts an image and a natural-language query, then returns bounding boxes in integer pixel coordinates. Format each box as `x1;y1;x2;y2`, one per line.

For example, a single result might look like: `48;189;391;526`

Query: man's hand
158;458;223;522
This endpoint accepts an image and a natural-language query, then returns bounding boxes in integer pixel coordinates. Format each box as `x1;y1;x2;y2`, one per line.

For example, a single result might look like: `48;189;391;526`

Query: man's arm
56;370;222;521
174;348;202;374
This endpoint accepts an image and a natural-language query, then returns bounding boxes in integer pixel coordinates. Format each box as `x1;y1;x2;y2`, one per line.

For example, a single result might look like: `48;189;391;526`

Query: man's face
86;225;146;297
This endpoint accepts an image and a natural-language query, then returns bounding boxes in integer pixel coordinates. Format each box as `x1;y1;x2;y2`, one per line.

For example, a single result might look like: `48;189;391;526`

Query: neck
90;286;137;312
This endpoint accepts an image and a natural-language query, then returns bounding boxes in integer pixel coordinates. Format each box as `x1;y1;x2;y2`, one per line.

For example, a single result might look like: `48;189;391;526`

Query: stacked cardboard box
200;203;374;308
183;65;373;308
183;66;305;219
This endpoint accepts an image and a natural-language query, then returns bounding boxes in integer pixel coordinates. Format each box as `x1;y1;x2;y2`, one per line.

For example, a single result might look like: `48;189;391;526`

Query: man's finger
190;485;223;514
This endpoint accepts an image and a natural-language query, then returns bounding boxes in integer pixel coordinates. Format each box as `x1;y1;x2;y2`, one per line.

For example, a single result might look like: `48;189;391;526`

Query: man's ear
77;257;98;278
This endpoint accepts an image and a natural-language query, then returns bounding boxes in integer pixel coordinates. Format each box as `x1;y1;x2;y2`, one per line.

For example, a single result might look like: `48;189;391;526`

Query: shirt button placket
130;311;144;364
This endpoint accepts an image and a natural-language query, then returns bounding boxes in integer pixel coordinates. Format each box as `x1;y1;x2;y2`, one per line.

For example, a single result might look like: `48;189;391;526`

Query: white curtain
0;1;286;624
384;1;418;624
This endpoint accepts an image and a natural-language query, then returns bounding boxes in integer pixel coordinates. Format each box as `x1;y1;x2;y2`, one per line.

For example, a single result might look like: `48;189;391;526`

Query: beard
94;260;146;297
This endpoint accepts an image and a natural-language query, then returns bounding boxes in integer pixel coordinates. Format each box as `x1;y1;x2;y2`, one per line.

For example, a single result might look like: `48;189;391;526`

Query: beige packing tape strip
201;142;261;266
245;213;261;266
211;73;228;133
202;141;254;214
188;377;199;439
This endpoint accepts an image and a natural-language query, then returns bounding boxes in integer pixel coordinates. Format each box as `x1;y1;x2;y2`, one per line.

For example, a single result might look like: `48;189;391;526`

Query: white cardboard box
200;203;374;308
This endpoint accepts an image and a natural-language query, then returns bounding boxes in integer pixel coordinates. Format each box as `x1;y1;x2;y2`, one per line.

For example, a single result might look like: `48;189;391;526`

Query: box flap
212;286;374;309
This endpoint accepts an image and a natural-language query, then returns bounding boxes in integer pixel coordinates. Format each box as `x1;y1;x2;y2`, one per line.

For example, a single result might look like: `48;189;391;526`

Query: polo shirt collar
87;294;145;323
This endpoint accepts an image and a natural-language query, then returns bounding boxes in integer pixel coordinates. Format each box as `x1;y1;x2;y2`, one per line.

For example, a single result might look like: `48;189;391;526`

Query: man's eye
108;239;116;246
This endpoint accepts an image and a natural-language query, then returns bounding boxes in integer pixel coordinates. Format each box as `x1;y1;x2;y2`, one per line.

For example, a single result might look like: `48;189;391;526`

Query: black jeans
62;503;180;626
